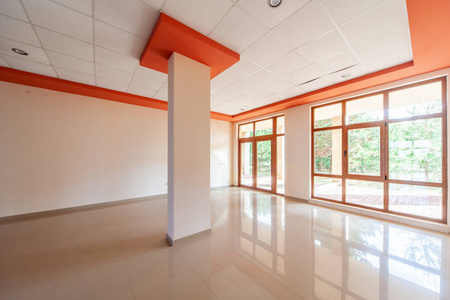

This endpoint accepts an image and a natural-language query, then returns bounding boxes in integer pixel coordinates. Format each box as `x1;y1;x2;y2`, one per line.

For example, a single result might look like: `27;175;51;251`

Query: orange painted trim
0;67;233;122
232;0;450;122
140;13;240;79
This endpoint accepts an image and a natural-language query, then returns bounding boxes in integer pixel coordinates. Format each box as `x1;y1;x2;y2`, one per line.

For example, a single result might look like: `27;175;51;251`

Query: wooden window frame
238;115;285;195
311;77;448;224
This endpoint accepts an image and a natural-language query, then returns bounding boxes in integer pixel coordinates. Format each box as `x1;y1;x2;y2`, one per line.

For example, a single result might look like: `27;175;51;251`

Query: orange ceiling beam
140;13;240;79
0;67;233;122
231;0;450;122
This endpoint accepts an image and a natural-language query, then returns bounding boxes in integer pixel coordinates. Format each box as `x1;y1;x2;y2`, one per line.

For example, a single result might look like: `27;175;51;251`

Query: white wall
0;81;232;218
211;119;233;188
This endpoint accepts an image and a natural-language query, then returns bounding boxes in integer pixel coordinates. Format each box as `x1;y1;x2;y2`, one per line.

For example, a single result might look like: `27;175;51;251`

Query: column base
165;228;211;246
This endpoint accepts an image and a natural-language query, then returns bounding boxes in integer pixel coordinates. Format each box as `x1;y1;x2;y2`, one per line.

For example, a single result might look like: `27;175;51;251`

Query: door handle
344;150;347;157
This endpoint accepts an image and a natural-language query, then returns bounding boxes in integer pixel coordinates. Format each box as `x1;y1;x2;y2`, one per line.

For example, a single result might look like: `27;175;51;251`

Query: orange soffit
140;13;240;79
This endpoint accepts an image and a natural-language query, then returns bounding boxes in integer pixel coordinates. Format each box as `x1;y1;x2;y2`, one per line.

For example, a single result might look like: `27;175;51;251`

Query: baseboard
166;228;212;246
284;195;309;203
0;194;167;224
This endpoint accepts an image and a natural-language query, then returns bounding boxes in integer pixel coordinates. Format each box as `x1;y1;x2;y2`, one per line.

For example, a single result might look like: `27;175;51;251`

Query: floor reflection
236;189;448;300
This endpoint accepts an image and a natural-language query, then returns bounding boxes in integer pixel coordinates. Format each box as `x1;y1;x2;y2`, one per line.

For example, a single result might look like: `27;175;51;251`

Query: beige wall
0;81;232;218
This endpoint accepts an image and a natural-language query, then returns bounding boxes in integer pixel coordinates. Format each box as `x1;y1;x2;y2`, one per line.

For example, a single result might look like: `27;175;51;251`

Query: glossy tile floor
1;187;449;300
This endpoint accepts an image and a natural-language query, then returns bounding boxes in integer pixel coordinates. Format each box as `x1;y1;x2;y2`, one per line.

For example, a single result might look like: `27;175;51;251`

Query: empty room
0;0;449;299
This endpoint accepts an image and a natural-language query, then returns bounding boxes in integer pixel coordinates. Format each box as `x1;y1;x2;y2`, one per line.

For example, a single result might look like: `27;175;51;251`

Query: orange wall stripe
0;67;233;122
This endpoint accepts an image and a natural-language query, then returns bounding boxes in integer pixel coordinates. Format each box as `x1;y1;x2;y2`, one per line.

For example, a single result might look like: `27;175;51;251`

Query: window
238;116;285;194
311;78;447;223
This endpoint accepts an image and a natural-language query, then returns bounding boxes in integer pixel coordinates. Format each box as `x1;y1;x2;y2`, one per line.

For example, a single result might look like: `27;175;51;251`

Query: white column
167;52;211;245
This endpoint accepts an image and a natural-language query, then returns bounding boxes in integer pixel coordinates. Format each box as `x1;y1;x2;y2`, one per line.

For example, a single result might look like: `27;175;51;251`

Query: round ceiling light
341;73;351;78
241;108;246;111
268;0;282;8
12;48;28;56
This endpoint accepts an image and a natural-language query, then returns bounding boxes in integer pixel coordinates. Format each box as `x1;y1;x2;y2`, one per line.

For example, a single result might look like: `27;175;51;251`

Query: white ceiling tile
213;89;239;101
128;85;157;98
36;27;94;61
327;64;366;85
296;29;349;64
157;81;168;94
211;96;227;106
130;74;164;90
96;77;129;92
272;0;335;49
363;46;413;74
96;64;133;84
95;0;159;39
4;56;57;77
210;84;222;95
262;79;294;93
223;57;261;79
95;21;147;58
162;0;233;36
242;87;272;100
226;81;256;94
47;50;94;75
213;100;240;110
265;51;309;77
0;37;50;65
231;94;253;105
134;66;167;81
353;25;411;62
322;0;384;25
95;46;139;73
0;0;28;21
313;49;359;75
256;93;282;105
208;5;267;53
243;68;278;86
55;67;95;84
298;76;332;92
211;106;229;114
278;86;305;99
284;65;322;85
140;0;165;10
22;0;93;43
237;0;309;29
339;0;409;46
241;32;291;66
0;15;40;46
153;92;168;101
52;0;93;16
211;72;239;88
0;55;10;67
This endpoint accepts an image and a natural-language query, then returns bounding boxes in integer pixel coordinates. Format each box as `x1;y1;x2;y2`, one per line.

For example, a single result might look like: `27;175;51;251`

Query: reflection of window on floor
312;209;445;300
238;191;285;277
311;77;447;223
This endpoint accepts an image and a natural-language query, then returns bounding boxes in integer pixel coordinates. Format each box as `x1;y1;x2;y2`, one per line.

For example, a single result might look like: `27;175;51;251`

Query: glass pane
277;116;285;134
276;136;285;194
389;118;442;183
257;140;271;190
314;129;342;175
389;81;442;119
346;180;383;209
314;177;342;201
240;142;253;186
255;119;273;136
346;94;383;124
348;127;380;176
389;184;442;219
314;103;342;128
239;123;253;138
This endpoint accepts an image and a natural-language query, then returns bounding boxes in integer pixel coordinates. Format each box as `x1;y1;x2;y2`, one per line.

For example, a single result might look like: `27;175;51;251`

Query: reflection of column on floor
331;116;341;184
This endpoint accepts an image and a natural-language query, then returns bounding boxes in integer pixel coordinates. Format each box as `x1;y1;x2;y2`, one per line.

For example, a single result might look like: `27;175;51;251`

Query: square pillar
167;52;211;245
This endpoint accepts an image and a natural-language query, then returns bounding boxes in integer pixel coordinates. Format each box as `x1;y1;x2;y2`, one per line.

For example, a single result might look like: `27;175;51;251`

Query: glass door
345;125;384;209
240;141;253;187
256;139;272;190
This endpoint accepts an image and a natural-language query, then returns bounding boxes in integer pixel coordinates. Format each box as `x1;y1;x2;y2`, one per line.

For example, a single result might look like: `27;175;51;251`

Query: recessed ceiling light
268;0;282;8
241;108;246;111
11;48;28;56
341;73;351;78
